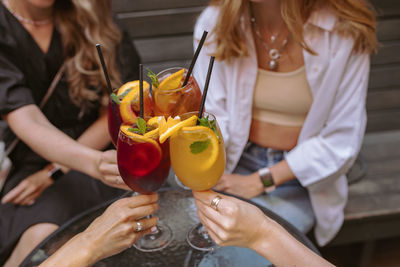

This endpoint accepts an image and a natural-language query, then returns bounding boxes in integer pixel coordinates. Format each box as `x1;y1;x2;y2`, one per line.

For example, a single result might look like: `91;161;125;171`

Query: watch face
262;178;274;187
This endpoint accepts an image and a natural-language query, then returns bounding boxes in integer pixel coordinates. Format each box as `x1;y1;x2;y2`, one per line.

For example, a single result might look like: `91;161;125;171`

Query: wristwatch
258;167;276;193
46;163;64;181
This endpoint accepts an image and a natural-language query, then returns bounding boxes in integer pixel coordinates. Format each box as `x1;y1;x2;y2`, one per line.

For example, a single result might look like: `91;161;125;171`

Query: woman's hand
193;190;271;248
40;193;159;266
213;173;264;199
1;169;53;205
97;150;130;190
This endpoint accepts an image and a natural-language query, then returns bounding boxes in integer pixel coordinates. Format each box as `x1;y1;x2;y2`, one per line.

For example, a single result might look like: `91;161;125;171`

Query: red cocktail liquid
117;131;170;194
107;98;123;146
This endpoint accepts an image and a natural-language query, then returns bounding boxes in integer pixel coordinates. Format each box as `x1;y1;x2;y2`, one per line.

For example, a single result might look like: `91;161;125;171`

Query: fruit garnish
147;68;159;88
117;81;139;97
144;128;159;139
119;81;150;124
159;115;197;143
180;126;219;170
147;116;165;129
120;125;161;154
158;68;185;91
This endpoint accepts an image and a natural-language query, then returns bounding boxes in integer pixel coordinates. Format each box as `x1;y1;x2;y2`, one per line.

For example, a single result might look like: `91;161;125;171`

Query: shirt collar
306;8;337;32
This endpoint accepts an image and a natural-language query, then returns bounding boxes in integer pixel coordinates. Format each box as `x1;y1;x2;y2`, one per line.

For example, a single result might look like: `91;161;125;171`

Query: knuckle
223;219;235;231
219;231;229;242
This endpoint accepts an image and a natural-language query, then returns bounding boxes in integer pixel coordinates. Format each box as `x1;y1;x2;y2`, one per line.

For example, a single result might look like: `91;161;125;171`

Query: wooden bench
112;0;400;264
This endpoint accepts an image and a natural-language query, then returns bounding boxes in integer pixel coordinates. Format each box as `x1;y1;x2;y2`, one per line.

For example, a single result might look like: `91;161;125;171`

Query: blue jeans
234;142;315;234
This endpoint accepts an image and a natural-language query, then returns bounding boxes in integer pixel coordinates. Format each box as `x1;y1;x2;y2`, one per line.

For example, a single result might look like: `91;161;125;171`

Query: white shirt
193;6;370;246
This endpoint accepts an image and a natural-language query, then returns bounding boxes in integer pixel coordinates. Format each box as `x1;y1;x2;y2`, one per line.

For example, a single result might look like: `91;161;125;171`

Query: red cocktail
117;129;170;194
116;123;172;252
108;81;152;146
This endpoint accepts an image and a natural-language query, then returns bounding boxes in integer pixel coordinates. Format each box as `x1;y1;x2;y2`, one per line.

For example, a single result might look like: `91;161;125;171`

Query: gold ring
135;221;143;232
210;195;222;211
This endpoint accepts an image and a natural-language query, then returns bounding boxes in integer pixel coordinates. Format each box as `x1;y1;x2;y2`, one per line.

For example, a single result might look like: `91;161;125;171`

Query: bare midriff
249;119;301;151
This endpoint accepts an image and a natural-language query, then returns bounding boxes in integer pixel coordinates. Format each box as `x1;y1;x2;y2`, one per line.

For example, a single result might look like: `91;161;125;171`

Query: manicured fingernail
151;226;157;232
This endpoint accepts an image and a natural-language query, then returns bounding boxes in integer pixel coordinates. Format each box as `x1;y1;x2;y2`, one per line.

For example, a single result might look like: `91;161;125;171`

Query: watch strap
46;164;64;181
258;167;276;193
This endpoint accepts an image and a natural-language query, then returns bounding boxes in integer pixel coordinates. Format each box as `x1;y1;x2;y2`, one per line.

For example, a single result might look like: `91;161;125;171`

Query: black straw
96;44;113;94
198;56;215;119
139;64;144;119
183;31;208;87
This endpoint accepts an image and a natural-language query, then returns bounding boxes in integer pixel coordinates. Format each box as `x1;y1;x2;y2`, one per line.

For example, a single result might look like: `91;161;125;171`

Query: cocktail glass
170;112;225;251
152;68;202;117
117;126;172;252
108;83;153;146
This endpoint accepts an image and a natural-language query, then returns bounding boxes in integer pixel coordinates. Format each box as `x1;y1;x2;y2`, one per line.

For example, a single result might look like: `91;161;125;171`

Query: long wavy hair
54;0;122;110
209;0;378;61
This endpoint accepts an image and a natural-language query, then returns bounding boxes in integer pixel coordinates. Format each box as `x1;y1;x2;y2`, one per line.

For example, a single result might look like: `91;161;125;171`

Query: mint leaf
110;93;120;105
128;127;139;133
198;116;217;134
190;140;210;154
137;117;147;135
146;68;159;87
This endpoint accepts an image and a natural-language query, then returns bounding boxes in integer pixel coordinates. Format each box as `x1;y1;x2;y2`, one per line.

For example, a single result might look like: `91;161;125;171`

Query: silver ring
135;221;143;232
210;196;222;211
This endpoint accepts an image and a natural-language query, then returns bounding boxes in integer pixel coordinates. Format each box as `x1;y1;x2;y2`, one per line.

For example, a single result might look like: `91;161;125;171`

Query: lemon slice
117;81;140;97
158;68;185;91
120;125;161;154
144;128;159;139
147;116;165;128
179;126;219;171
159;115;197;143
119;81;150;124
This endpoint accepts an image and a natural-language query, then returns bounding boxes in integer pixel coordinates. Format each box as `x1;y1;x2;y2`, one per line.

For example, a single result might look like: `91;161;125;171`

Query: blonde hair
54;0;122;110
210;0;378;61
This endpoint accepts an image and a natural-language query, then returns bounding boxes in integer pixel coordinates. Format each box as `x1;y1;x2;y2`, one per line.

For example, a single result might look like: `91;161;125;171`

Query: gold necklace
4;0;53;26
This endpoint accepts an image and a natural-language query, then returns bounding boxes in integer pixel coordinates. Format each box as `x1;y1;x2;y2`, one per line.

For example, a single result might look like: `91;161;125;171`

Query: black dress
0;3;140;263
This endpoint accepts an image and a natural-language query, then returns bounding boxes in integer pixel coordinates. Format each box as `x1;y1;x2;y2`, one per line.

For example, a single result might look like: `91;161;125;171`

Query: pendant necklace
4;0;53;26
250;15;289;70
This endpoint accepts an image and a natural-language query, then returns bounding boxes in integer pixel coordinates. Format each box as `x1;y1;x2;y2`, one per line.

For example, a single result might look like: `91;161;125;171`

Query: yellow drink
170;113;225;191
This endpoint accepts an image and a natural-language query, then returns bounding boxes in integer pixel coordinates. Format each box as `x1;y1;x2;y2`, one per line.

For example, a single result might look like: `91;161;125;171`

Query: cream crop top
252;66;313;127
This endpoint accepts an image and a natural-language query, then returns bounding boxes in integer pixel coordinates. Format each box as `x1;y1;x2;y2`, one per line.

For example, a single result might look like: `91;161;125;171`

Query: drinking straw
139;64;144;119
96;44;113;94
198;56;215;119
182;30;208;87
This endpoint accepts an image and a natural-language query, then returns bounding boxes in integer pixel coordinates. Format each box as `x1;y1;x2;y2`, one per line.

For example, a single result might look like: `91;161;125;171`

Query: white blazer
193;6;370;246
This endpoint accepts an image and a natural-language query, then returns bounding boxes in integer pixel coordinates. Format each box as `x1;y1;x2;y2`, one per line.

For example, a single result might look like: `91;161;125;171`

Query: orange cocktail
151;68;202;117
169;112;225;191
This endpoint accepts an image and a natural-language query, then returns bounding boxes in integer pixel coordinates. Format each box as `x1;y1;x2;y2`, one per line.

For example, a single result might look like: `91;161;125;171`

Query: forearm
40;233;95;267
6;105;102;179
77;110;111;150
251;219;333;267
56;111;111;174
269;160;295;186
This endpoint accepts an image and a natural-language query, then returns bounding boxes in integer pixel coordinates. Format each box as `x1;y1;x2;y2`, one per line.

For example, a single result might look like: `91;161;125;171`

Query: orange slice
120;125;161;154
159;115;197;143
158;68;185;91
119;81;150;124
179;126;219;171
117;81;140;98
